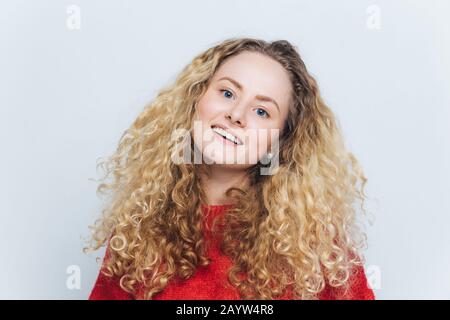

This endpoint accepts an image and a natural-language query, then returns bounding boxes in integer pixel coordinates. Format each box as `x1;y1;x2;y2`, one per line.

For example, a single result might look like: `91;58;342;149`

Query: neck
199;164;249;206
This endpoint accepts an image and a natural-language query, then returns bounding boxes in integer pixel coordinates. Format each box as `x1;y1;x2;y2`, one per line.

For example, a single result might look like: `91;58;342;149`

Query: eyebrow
217;76;280;113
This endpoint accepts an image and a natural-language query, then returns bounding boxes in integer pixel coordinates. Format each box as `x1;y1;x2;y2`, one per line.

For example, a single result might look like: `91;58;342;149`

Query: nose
225;102;247;127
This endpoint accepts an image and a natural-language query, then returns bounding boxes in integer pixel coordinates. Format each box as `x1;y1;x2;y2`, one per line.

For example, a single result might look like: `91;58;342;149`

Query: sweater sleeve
319;264;375;300
88;245;134;300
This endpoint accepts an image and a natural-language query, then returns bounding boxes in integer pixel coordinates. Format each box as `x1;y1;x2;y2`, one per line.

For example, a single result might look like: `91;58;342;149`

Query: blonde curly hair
84;37;372;300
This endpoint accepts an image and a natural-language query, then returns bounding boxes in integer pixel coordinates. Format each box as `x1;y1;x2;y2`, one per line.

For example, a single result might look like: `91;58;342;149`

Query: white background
1;0;449;299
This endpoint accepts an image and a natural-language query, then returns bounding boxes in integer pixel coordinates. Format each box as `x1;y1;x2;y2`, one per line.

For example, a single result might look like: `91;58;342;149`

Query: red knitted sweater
89;204;375;300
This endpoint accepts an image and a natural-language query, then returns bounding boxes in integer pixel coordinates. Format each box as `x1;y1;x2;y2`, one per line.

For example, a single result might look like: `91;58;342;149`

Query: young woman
86;37;375;300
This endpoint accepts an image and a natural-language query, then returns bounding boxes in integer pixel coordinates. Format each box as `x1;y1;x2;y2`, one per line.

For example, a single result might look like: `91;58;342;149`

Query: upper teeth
212;126;242;145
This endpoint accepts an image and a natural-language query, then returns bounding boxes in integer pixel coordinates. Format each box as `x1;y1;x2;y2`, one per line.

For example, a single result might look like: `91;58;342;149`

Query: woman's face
192;51;292;169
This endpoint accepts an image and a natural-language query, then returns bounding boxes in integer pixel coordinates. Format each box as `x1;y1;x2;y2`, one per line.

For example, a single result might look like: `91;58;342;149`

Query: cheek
192;95;218;147
245;123;273;144
195;91;223;121
245;126;281;158
226;127;267;164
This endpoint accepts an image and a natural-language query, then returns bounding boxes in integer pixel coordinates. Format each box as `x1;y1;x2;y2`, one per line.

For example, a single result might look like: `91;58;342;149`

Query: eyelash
219;89;270;118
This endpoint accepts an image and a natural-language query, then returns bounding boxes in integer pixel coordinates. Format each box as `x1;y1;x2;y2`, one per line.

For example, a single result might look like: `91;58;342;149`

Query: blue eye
256;108;270;118
220;89;233;99
220;89;270;118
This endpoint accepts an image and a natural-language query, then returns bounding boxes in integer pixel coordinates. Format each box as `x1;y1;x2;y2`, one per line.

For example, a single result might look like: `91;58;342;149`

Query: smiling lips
211;125;243;145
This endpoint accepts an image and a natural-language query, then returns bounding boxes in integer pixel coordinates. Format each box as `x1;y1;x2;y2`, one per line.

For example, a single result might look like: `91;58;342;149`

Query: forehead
211;51;293;109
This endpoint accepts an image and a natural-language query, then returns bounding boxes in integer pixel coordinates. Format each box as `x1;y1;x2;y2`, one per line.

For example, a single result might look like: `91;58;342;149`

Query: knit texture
89;204;375;300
